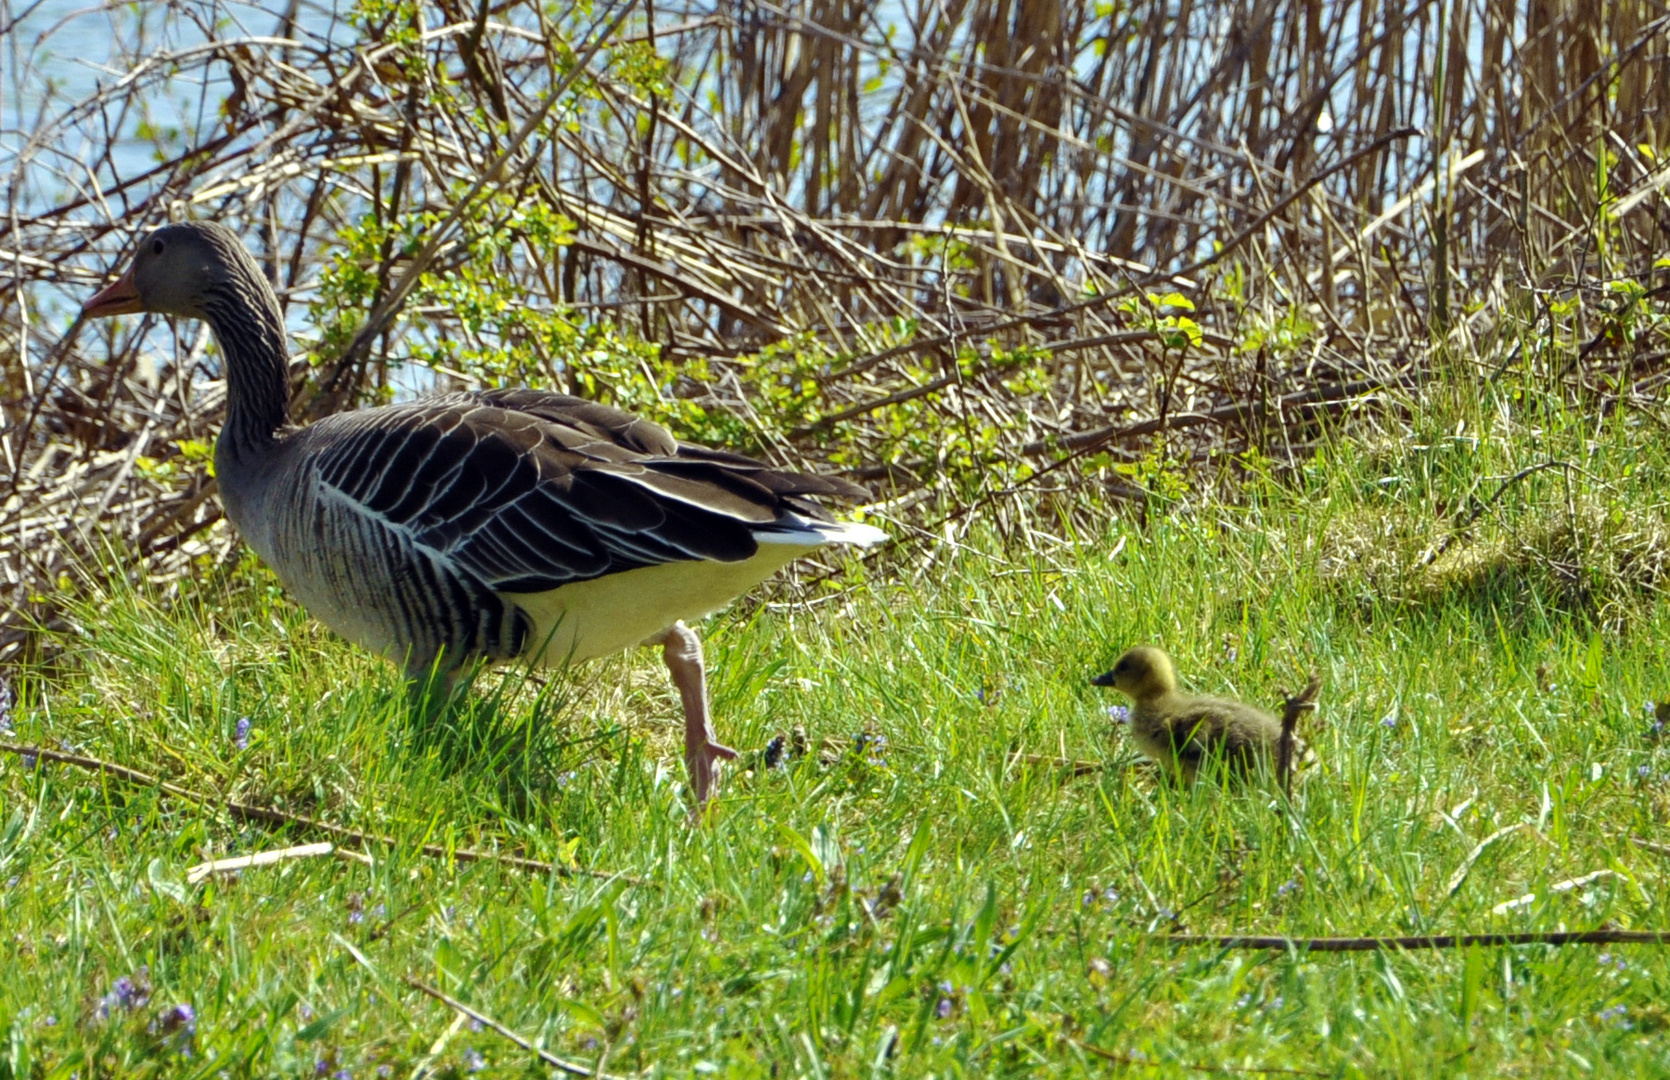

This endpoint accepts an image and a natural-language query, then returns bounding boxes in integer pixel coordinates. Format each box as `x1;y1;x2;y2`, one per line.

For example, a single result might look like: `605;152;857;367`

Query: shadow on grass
398;660;621;811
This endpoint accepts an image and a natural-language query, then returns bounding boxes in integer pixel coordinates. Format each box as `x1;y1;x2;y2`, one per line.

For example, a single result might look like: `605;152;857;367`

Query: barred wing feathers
293;390;881;665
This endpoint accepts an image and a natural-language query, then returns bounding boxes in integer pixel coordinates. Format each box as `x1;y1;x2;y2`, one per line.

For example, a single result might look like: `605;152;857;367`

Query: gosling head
83;221;267;321
1090;645;1178;702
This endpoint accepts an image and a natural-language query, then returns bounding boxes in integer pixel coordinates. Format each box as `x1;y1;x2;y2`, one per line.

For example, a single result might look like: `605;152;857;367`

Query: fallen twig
1277;673;1321;798
405;977;631;1079
0;741;644;885
1166;929;1670;952
185;840;348;884
1069;1035;1330;1075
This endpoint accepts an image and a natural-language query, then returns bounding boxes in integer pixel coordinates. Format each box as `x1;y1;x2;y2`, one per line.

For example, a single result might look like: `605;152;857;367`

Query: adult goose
83;221;885;805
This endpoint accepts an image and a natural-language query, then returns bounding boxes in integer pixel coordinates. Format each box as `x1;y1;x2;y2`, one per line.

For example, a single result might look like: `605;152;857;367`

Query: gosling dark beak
82;265;142;318
1089;670;1116;687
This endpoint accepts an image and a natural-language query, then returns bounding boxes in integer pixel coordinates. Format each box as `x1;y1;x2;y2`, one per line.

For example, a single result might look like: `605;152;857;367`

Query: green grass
3;382;1670;1078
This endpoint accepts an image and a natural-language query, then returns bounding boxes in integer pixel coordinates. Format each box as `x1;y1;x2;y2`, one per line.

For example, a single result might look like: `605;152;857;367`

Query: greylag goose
1091;646;1309;784
83;221;885;805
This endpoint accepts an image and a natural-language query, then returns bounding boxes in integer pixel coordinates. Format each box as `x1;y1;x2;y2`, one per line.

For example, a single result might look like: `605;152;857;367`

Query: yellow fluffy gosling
1091;645;1308;785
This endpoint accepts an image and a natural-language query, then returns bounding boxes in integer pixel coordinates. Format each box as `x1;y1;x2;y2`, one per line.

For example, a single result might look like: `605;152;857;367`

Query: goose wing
306;389;860;593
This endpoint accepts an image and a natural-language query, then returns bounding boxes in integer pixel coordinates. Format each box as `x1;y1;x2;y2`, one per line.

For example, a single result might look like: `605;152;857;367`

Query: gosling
1091;645;1308;785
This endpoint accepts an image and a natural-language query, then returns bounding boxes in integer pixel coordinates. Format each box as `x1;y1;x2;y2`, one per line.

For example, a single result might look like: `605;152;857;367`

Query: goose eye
151;239;164;255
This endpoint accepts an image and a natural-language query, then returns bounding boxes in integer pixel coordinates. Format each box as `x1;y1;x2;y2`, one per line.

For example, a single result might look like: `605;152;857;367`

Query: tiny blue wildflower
1276;878;1300;898
332;1070;351;1080
99;972;150;1018
936;997;952;1019
314;1060;328;1076
377;1066;392;1078
159;1003;196;1035
233;717;251;751
372;903;387;919
1639;765;1653;779
1107;705;1130;724
463;1047;485;1072
1380;713;1397;729
0;676;13;735
299;1004;314;1022
468;1017;484;1033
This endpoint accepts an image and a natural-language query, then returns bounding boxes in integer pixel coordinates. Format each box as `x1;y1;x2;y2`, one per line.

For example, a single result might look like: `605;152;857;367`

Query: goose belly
506;543;810;664
261;494;524;669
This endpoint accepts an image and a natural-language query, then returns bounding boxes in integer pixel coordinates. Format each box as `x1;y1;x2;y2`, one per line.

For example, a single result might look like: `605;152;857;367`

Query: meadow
4;1;1669;1075
3;365;1668;1078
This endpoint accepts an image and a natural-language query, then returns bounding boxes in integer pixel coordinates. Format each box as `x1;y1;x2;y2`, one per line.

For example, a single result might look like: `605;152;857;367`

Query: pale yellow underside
506;544;808;664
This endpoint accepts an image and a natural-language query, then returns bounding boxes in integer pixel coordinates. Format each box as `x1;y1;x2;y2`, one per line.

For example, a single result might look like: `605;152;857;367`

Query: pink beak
82;265;142;318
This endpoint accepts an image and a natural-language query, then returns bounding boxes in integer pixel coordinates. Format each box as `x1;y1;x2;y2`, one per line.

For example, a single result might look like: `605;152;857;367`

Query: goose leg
657;620;737;805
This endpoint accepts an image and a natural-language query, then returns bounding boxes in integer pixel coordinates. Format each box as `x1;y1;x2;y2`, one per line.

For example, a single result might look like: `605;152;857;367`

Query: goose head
1090;645;1178;702
83;221;262;321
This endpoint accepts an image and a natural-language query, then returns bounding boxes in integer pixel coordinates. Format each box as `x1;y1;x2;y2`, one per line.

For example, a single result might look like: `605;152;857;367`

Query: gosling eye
151;238;164;255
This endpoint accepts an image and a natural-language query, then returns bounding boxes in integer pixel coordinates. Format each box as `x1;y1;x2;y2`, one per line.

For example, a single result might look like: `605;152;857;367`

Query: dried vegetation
2;0;1668;659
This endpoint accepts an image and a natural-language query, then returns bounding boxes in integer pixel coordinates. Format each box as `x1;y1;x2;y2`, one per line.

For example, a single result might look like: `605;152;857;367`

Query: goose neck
203;282;290;458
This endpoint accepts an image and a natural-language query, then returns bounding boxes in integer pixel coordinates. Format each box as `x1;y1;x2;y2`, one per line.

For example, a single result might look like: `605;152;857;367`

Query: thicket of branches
1;0;1667;660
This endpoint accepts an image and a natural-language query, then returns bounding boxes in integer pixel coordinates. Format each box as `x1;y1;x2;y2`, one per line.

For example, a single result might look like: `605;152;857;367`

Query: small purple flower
372;903;387;919
299;1004;315;1022
19;749;37;770
158;1003;196;1035
234;717;251;751
377;1067;392;1079
333;1070;352;1080
1597;1004;1631;1028
1107;705;1130;724
936;997;952;1019
1276;878;1300;898
463;1047;485;1072
468;1017;484;1033
1639;765;1653;779
348;910;364;925
0;675;13;735
99;971;150;1018
314;1060;329;1076
1380;713;1397;729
